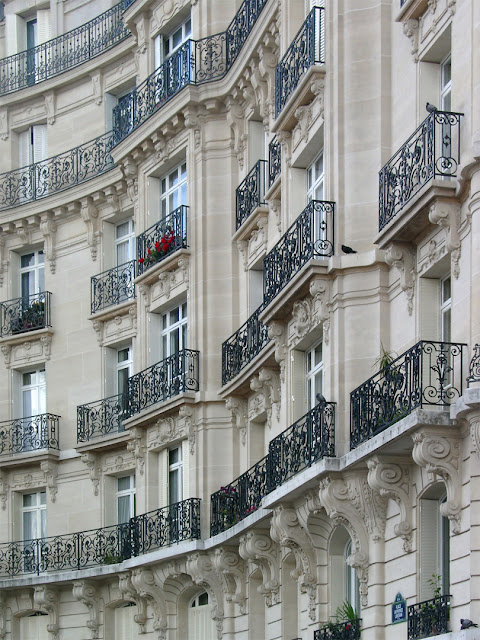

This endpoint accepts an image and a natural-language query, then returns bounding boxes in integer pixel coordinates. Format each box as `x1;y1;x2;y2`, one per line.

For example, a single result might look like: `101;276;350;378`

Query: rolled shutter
33;125;48;163
419;278;441;341
189;604;216;640
36;10;51;45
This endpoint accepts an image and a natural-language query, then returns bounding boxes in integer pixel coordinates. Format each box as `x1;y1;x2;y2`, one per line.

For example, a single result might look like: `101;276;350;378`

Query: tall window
345;540;361;616
115;220;135;266
188;592;215;640
161;162;187;218
441;276;451;343
164;17;191;58
20;251;45;300
22;368;46;418
116;346;132;397
162;303;188;358
420;492;450;599
307;152;324;201
306;343;323;410
440;55;451;112
168;446;183;505
114;603;138;640
22;491;46;540
19;613;48;640
19;126;48;167
117;475;136;523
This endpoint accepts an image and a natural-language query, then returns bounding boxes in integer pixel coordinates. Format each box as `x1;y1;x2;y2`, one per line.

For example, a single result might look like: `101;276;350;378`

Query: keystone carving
118;572;147;633
34;586;59;639
211;547;247;614
186;553;224;639
385;243;416;316
72;581;100;639
81;453;100;496
412;430;462;534
367;456;413;552
130;568;168;640
225;398;247;445
428;202;461;278
239;532;280;606
40;461;58;503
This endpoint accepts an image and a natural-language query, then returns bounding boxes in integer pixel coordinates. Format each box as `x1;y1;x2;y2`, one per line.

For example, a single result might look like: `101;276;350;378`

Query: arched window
330;527;361;619
188;591;215;640
345;540;361;617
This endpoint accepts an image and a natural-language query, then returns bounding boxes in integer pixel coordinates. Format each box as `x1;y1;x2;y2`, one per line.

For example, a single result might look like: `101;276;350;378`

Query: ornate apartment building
0;0;478;638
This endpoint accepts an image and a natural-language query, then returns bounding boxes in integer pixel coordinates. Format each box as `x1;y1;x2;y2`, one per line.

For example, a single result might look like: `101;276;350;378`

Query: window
117;475;135;523
21;368;46;418
116;346;132;398
345;540;361;616
164;17;191;58
188;592;215;640
161;162;187;218
20;251;45;300
306;342;323;410
168;446;183;504
440;55;451;112
440;275;451;343
420;492;450;599
307;152;324;202
115;220;135;266
22;491;46;541
19;126;48;167
329;527;361;619
162;303;188;358
114;603;138;640
158;441;190;508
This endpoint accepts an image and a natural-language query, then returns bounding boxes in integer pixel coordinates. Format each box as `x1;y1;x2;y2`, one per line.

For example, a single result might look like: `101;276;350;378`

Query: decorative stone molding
0;234;7;286
225;98;246;170
0;471;9;511
41;461;58;503
0;592;6;639
16;220;32;246
92;320;104;345
367;456;413;552
428;201;461;278
81;453;100;496
81;197;100;261
250;368;280;426
403;19;419;62
0;345;10;368
40;213;57;274
90;70;103;105
44;91;56;125
10;470;44;491
291;80;324;153
34;586;59;639
0;107;8;141
180;405;196;455
138;283;151;312
211;547;247;614
72;581;100;639
412;430;462;534
127;427;146;476
150;257;190;308
385;243;416;316
225;398;247;445
239;532;280;606
269;198;282;233
270;505;318;621
118;572;147;633
1;334;52;369
151;0;191;34
101;307;137;347
186;553;225;640
130;568;168;640
267;322;287;381
103;452;135;475
309;278;332;345
287;278;331;348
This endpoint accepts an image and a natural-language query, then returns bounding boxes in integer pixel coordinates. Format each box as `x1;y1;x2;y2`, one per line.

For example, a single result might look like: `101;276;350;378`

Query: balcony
113;0;269;143
275;6;325;118
350;341;466;450
0;498;201;577
268;136;281;189
0;2;129;96
408;595;450;640
126;349;200;417
211;401;335;535
0;291;51;337
77;394;126;443
0;131;115;211
467;343;480;387
222;304;270;386
236;160;267;230
378;111;462;236
314;619;362;640
91;260;135;314
0;414;59;456
136;206;187;277
263;200;334;305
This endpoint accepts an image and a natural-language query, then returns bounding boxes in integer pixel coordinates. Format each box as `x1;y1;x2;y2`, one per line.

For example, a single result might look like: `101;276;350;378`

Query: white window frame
440;54;451;112
115;219;135;266
160;162;187;218
440;275;451;343
439;494;450;596
19;125;48;167
168;445;183;505
116;345;132;398
161;302;188;359
306;151;324;202
20;250;45;299
116;475;136;523
22;490;46;540
306;342;323;411
21;368;46;418
164;16;191;58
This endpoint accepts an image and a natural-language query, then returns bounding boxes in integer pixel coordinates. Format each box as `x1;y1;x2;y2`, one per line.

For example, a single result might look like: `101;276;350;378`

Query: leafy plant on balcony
11;300;46;334
102;553;124;565
138;229;177;268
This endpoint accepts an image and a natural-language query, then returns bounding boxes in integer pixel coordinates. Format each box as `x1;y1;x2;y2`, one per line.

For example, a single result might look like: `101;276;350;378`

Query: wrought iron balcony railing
126;349;200;416
113;0;268;143
136;205;187;276
379;111;462;231
0;291;51;337
275;6;325;118
314;619;362;640
467;343;480;387
77;393;126;443
263;200;334;305
236;160;267;229
222;303;270;386
91;260;135;314
0;131;115;210
0;498;201;577
211;401;335;535
350;341;466;450
268;135;281;187
0;2;129;95
0;413;59;455
407;595;450;640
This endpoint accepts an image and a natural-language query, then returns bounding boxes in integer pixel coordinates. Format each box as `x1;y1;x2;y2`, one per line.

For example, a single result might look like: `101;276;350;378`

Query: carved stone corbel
90;70;103;105
0;234;7;286
81;453;100;496
270;505;318;621
211;547;247;614
72;581;100;639
428;202;461;278
412;430;462;534
267;322;287;381
40;461;57;503
403;19;419;62
44;91;56;125
138;284;151;311
34;586;59;639
385;243;416;316
0;592;6;639
225;97;246;169
239;532;280;606
236;240;248;271
92;319;104;345
40;213;57;274
16;220;31;246
130;568;168;640
269;199;282;233
1;345;11;369
0;107;8;141
225;398;247;446
0;470;8;511
118;572;147;633
81;197;100;261
250;368;281;426
309;277;332;344
127;427;145;476
179;405;195;455
367;456;413;552
186;553;224;640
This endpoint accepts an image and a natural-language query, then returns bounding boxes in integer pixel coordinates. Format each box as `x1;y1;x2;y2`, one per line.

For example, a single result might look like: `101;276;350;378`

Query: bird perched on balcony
316;393;327;408
461;620;478;630
426;102;438;113
341;244;357;254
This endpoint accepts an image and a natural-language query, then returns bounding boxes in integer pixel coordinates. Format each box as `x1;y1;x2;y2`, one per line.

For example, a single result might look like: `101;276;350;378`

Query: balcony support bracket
239;532;280;606
385;243;416;316
72;581;100;639
34;586;59;640
428;201;461;278
130;568;167;640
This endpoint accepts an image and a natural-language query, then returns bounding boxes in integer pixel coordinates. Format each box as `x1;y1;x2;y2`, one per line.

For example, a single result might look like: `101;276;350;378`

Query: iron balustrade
350;340;466;450
0;3;129;95
126;349;200;416
210;455;268;536
263;200;335;305
77;394;126;442
91;260;136;314
221;303;270;386
275;6;325;118
0;291;51;337
113;0;268;143
314;619;362;640
379;111;462;231
211;401;335;535
0;131;115;210
407;595;450;640
0;498;201;577
467;343;480;388
0;413;59;455
268;135;281;187
268;401;335;489
236;160;268;229
136;205;188;276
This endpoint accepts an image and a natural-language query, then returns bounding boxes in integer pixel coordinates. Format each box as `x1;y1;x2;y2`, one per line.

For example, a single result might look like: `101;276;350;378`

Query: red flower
138;257;144;264
147;248;151;255
155;241;160;250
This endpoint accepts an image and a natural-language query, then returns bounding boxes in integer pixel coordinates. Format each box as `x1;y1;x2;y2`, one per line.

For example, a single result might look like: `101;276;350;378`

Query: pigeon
461;620;478;630
341;244;357;254
426;102;438;113
316;392;327;408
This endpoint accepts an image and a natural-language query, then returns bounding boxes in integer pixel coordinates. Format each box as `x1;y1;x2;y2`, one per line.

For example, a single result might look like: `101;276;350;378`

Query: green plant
373;343;397;372
427;574;442;598
103;553;123;565
334;600;358;622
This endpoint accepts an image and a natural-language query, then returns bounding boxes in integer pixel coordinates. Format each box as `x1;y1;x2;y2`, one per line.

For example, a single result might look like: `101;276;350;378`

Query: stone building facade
0;0;478;638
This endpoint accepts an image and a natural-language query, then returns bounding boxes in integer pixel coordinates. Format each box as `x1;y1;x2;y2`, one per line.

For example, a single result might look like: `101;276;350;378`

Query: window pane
442;277;451;303
40;491;46;504
23;510;35;539
41;508;46;538
118;476;131;491
198;592;208;606
118;348;130;363
170;329;180;355
21;253;34;268
23;493;36;507
118;368;129;397
314;344;323;366
170;307;179;324
169;468;181;503
117;495;131;523
169;447;180;465
116;222;130;239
